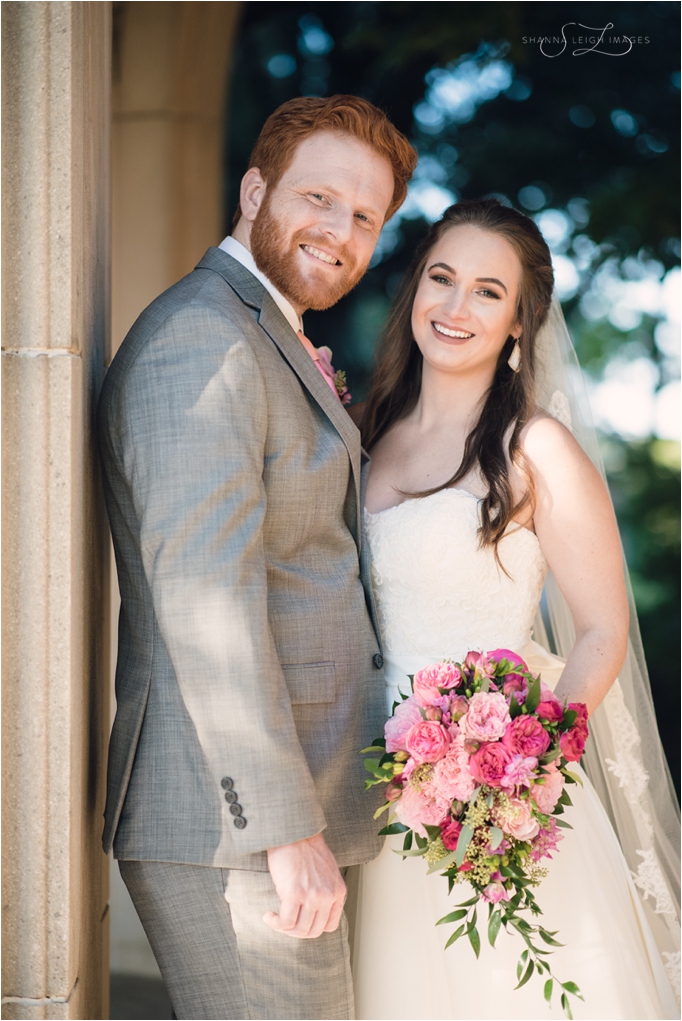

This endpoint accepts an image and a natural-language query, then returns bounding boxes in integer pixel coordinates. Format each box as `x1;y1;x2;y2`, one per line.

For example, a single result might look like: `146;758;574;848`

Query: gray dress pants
119;859;356;1021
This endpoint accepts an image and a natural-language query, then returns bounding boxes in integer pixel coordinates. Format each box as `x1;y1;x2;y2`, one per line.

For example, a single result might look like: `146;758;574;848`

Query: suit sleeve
115;303;327;855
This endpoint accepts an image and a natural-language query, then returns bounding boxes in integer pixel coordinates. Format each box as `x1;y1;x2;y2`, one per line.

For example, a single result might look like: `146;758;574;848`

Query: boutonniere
318;346;352;406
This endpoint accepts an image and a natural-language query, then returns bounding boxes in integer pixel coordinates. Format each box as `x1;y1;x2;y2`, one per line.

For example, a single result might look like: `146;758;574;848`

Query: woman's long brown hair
360;199;555;555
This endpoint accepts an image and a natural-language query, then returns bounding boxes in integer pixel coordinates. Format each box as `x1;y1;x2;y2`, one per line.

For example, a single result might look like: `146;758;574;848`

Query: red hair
233;95;417;225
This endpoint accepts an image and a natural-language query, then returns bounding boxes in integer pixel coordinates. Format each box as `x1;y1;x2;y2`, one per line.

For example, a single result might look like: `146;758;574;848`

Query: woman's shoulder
519;409;583;462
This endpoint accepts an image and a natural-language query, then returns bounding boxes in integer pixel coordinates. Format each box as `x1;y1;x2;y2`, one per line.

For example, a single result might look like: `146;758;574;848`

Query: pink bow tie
297;330;341;401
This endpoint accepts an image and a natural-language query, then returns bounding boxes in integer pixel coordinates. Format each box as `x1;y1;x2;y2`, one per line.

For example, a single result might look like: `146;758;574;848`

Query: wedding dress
352;487;679;1021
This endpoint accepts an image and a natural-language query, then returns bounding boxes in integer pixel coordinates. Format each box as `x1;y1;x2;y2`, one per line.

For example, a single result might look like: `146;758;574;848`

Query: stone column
112;1;241;348
2;4;111;1019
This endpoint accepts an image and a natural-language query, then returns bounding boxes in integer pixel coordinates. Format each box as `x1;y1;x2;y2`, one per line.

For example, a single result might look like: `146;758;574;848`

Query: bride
350;199;680;1020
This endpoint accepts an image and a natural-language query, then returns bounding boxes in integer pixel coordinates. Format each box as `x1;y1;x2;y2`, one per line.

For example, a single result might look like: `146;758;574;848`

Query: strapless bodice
364;487;548;664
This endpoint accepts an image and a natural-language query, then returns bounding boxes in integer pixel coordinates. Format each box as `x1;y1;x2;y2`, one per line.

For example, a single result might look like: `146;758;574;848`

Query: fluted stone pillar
2;4;111;1019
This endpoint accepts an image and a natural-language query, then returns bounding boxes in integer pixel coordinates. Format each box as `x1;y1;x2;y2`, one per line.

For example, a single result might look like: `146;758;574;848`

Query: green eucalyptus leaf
554;819;574;829
539;929;564;947
525;674;542;713
561;981;583;999
393;845;427;857
436;908;469;926
378;822;408;835
374;802;393;820
403;830;413;851
424;824;444;841
516;949;529;981
544;978;553;1004
488;910;502;947
514;959;535;990
468;926;481;959
454;824;474;867
564;770;583;787
444;924;466;949
561;991;573;1020
489;825;504;850
427;850;459;874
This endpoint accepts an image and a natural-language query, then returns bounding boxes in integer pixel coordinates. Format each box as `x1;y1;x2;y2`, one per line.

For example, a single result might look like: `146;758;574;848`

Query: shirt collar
218;236;303;336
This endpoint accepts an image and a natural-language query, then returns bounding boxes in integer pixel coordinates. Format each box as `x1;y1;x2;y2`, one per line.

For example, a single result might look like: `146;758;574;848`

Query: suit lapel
196;248;363;549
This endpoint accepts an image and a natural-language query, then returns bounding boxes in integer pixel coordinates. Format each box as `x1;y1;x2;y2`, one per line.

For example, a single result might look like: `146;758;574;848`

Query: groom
98;95;416;1020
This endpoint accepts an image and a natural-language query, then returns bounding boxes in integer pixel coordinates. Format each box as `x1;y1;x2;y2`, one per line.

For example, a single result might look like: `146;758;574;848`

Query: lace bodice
364;488;548;661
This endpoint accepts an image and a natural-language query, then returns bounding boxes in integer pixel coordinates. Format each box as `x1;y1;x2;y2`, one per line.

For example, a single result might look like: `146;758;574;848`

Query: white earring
508;338;521;373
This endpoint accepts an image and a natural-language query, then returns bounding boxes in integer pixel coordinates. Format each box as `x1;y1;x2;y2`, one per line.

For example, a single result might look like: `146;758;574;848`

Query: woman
351;200;679;1020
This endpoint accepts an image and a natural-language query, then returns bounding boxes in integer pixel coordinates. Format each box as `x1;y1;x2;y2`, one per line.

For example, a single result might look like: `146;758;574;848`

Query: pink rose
413;663;463;707
502;715;550;758
469;742;513;788
501;754;538;789
394;782;449;837
482;881;510;904
385;696;423;752
536;682;564;722
459;692;511;743
492;796;540;841
531;760;565;814
405;720;452;764
433;736;478;801
560;703;589;762
440;817;463;850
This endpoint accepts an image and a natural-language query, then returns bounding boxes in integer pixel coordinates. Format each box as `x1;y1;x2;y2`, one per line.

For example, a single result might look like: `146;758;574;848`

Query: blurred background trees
225;1;680;785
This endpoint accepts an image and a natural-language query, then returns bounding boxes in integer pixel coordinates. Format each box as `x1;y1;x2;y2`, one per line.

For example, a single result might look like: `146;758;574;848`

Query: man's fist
263;833;346;939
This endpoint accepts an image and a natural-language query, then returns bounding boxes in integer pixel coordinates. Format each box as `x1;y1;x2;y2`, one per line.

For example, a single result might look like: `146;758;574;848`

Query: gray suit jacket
98;248;387;870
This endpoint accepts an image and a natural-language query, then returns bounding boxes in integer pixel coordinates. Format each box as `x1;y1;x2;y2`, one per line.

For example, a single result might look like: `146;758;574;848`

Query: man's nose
318;205;354;246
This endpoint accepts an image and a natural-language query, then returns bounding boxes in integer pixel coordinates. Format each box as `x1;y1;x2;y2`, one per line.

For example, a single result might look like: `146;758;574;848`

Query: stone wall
2;4;112;1018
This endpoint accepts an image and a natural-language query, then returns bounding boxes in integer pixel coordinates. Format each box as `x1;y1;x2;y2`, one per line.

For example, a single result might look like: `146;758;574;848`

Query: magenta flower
440;817;463;851
502;715;551;758
536;682;564;723
469;742;514;788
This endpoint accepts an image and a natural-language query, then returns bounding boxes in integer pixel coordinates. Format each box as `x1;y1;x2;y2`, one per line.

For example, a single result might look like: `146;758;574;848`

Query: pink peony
502;715;551;758
536;682;564;722
394;782;449;837
413;662;463;707
501;754;539;789
530;818;564;861
469;742;514;788
440;817;463;850
459;691;511;743
503;674;529;704
433;736;478;801
385;696;423;752
492;796;540;841
405;720;452;764
531;760;565;814
482;881;511;904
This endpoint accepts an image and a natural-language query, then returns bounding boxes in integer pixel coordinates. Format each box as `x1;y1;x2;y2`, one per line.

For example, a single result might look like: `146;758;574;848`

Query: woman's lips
431;320;475;343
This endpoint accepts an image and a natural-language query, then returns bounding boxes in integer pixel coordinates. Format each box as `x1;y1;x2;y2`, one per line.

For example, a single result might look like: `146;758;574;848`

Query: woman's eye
478;288;500;299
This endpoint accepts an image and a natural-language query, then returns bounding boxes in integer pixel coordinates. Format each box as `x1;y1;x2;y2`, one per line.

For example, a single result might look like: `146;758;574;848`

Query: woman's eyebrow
427;264;508;294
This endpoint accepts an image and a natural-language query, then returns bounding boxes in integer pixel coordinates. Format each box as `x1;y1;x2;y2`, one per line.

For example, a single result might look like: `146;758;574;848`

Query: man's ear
239;167;267;223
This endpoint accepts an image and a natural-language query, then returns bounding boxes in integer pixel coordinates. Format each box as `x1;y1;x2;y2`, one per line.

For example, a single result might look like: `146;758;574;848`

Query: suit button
220;777;234;790
233;816;247;830
229;803;243;817
224;790;238;804
373;653;384;669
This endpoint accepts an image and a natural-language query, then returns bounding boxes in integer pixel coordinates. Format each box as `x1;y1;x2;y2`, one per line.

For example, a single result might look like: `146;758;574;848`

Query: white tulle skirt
352;650;679;1021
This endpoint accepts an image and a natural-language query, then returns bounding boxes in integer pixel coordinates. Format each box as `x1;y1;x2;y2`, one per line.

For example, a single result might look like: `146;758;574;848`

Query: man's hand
264;832;346;939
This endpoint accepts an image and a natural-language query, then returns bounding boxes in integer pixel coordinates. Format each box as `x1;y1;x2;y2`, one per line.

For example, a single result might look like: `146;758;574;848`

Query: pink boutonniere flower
318;346;352;405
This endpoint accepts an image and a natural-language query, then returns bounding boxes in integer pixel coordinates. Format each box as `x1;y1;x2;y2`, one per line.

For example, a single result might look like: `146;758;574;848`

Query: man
98;95;416;1020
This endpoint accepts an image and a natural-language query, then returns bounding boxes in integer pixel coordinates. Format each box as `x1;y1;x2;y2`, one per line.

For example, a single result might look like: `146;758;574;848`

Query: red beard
249;198;365;311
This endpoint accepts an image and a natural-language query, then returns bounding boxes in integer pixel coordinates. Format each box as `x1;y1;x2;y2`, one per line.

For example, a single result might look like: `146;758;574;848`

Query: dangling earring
508;337;521;373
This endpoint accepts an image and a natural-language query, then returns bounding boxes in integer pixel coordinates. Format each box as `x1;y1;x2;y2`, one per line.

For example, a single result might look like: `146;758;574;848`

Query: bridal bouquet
362;650;589;1019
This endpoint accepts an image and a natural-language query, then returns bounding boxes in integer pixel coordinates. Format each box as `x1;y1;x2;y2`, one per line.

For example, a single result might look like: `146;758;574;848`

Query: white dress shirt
218;236;303;335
